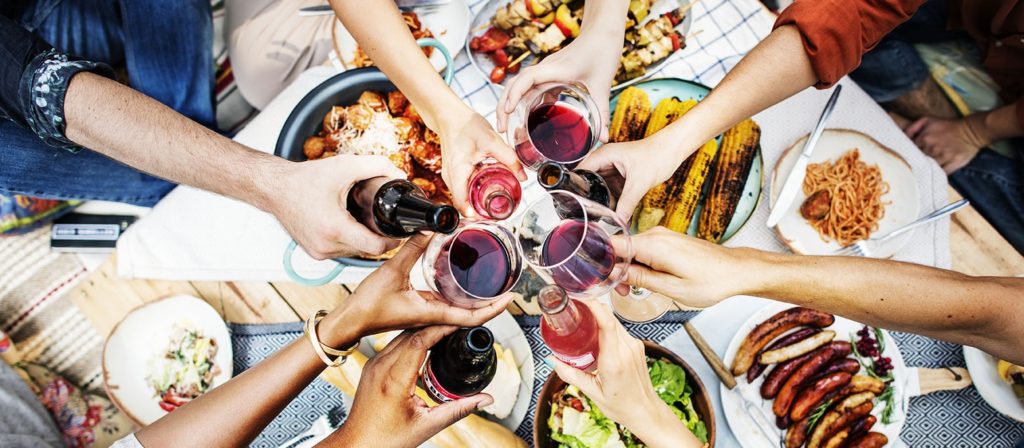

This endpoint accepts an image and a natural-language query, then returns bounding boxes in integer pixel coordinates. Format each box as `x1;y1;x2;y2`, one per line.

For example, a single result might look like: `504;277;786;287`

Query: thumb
905;118;928;139
614;181;646;223
550;356;601;398
424;393;492;430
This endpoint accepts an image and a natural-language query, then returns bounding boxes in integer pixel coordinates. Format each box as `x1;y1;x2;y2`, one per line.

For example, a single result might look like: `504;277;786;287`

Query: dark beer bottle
537;162;617;210
422;326;497;403
348;177;460;238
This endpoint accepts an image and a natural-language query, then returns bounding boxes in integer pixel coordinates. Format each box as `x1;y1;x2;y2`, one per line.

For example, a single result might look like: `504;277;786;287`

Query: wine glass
506;82;602;170
515;190;631;299
423;221;524;308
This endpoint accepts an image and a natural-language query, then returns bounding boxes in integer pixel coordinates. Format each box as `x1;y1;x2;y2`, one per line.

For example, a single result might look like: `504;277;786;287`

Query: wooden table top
70;186;1023;335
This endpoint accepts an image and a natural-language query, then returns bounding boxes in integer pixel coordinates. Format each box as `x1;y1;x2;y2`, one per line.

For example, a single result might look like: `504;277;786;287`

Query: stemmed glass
423;221;524;309
506;82;602;170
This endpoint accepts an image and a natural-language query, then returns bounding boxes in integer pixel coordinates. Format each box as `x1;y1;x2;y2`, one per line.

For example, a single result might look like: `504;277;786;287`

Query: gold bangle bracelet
304;310;359;367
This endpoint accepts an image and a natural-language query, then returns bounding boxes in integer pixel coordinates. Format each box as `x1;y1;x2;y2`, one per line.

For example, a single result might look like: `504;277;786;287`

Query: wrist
317;305;365;350
418;91;470;132
627;401;691;447
962;113;993;149
243;153;294;215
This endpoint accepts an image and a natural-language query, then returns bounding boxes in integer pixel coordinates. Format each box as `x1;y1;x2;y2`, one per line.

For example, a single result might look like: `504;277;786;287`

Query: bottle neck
371;180;459;238
443;327;495;367
537;163;614;209
539;285;581;336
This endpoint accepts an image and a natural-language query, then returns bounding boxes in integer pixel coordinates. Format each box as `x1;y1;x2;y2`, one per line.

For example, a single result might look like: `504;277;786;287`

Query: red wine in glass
435;228;517;299
528;104;593;164
541;218;615;294
469;163;522;220
539;285;599;371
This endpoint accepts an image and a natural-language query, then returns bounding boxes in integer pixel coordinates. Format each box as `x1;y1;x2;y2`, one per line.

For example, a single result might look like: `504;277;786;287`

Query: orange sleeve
774;0;928;88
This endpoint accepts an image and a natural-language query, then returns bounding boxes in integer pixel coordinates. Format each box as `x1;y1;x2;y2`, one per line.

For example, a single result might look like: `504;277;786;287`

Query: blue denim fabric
849;0;971;103
950;149;1024;255
0;0;214;206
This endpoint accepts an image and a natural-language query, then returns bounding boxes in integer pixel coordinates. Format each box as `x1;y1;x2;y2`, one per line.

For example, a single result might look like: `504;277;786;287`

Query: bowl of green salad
534;341;714;448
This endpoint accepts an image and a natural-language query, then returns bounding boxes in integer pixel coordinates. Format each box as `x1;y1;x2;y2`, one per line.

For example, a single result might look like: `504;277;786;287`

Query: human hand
330;326;493;448
612;227;756;308
324;233;515;339
271;154;405;260
548;302;700;447
576;135;689;222
906;116;986;174
495;33;621;142
436;107;526;216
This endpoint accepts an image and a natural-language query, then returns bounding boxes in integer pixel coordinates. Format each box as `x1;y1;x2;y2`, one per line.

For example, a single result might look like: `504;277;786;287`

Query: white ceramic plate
467;0;692;90
333;0;470;71
964;346;1024;422
770;129;920;257
103;294;233;425
720;302;910;448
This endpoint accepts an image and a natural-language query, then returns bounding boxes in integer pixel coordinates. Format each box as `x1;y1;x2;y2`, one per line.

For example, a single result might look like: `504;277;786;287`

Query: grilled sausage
760;330;836;364
800;189;831;220
847;432;889;448
804;358;861;386
789;372;853;421
747;328;820;383
773;341;852;416
806;393;876;448
837;375;887;397
732;307;835;376
848;414;878;439
776;414;792;430
762;351;815;399
784;417;811;448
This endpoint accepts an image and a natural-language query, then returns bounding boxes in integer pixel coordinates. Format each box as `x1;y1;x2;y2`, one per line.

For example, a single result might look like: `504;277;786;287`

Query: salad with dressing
547;358;708;447
147;327;219;412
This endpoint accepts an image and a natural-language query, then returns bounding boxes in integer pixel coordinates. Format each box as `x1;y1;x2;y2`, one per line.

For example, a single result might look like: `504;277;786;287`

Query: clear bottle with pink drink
539;285;600;371
468;161;522;220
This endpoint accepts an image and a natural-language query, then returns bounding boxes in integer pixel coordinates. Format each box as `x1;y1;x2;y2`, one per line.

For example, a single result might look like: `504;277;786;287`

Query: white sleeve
110;433;145;448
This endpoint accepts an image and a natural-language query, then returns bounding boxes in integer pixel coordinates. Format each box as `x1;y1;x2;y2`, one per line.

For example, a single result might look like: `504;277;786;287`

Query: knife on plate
684;321;783;446
765;84;843;228
298;0;451;15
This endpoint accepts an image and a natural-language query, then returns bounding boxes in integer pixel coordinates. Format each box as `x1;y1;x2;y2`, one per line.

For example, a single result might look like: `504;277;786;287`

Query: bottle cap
538;284;569;315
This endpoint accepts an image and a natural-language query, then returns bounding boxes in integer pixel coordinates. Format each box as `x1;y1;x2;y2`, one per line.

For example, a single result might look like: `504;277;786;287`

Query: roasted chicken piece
402;103;422;121
358;91;388;113
423;128;440;146
409;140;443;173
346;104;376;131
412;177;438;198
389;151;414;175
322;106;346;133
387;91;409;116
303;136;328;159
322;150;337;158
392;117;421;142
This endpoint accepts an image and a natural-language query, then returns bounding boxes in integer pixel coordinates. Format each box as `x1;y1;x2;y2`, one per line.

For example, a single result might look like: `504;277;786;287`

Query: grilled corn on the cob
609;87;651;143
662;139;720;233
697;119;760;242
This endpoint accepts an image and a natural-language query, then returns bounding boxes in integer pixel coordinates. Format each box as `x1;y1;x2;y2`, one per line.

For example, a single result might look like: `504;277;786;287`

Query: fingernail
542;357;555;368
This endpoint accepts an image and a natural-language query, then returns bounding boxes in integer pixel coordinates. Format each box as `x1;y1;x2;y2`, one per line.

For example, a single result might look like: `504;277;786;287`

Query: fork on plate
833;199;969;257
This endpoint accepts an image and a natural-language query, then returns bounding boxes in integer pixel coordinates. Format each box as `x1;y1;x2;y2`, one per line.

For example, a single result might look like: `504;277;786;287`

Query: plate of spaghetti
770;129;919;257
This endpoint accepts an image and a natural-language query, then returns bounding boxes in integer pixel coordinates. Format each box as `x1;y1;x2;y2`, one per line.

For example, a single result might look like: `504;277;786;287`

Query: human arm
329;0;525;216
579;0;926;220
906;102;1024;173
135;234;514;447
495;0;630;141
549;301;702;448
619;227;1024;365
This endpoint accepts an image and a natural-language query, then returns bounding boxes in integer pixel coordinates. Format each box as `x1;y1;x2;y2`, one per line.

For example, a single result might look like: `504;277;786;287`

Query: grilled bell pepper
553;4;580;38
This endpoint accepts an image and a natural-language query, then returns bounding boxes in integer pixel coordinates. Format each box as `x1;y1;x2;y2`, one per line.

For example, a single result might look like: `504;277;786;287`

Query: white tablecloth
116;0;949;282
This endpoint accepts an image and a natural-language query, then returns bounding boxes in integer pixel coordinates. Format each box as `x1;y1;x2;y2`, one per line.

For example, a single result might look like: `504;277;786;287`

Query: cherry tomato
507;61;521;74
476;27;510;53
490;66;507;83
469;36;482;51
490;48;509;67
158;400;178;412
568;397;585;412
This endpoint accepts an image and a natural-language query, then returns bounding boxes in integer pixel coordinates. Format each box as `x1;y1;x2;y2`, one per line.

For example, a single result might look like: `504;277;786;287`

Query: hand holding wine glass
325;326;494;448
547;302;701;448
333;233;515;337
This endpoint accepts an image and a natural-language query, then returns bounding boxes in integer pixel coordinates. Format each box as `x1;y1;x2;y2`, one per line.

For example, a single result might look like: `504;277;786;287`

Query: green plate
609;78;763;243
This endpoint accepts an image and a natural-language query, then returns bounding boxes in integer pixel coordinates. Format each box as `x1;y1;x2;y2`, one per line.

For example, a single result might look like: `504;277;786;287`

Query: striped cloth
0;227;103;392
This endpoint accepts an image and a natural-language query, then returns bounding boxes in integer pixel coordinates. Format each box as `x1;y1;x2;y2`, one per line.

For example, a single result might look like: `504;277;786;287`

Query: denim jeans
0;0;213;206
849;0;970;102
950;149;1024;255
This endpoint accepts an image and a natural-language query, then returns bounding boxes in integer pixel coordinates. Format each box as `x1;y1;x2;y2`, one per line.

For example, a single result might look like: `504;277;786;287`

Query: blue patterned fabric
229;322;345;448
